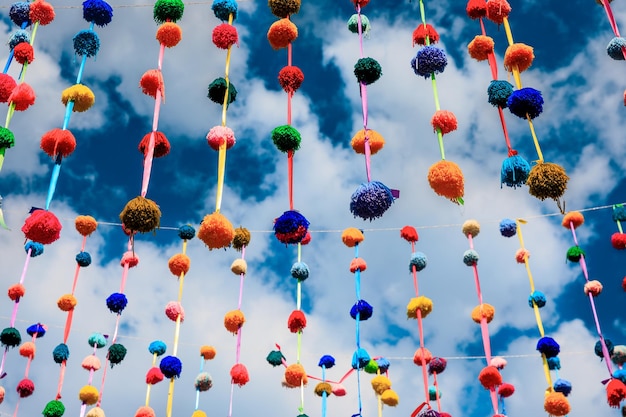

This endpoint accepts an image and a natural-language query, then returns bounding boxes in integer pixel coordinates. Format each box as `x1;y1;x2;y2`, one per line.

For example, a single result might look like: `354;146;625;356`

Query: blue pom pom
507;87;544;119
52;343;69;363
547;356;561;370
595;339;614;359
409;252;427;272
9;30;30;50
274;210;310;244
411;46;447;78
613;205;626;222
149;340;167;356
613;368;626;384
178;225;196;240
106;293;128;314
536;336;560;358
350;299;373;321
82;0;113;26
350;181;395;221
9;2;31;26
351;348;370;369
73;30;100;57
26;323;46;337
553;378;572;396
487;80;513;108
376;357;390;373
607;37;626;60
290;262;309;281
76;251;92;267
318;355;335;369
528;290;546;308
212;0;238;21
25;241;44;257
88;332;107;348
499;218;517;237
160;355;182;378
463;249;479;266
501;154;530;188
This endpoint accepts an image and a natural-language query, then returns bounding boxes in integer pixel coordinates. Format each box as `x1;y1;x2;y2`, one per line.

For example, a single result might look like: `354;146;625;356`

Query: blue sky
0;1;625;417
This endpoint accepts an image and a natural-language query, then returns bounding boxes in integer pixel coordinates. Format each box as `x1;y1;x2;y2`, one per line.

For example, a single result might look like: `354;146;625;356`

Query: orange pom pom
351;129;385;155
140;70;164;99
349;257;367;273
467;35;494;61
267;18;298;49
284;363;307;387
478;365;502;389
431;110;458;135
138;131;170;158
156;22;182;48
230;363;249;386
40;128;76;158
607;378;626;408
13;43;34;65
75;215;97;236
486;0;511;24
30;0;55;25
504;43;534;72
200;345;216;360
198;212;234;250
412;347;432;366
400;226;418;242
562;211;584;229
224;310;245;334
8;283;25;301
544;391;571;415
19;342;35;358
9;83;35;111
168;253;190;276
57;294;77;312
341;227;364;247
427;160;464;203
412;23;439;46
471;303;495;323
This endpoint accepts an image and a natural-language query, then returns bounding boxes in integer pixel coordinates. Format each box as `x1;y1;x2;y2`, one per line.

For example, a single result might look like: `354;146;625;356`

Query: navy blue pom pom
318;355;335;369
547;356;560;370
613;205;626;222
26;323;46;338
178;225;196;240
528;290;546;308
82;0;113;26
73;30;100;57
160;355;183;378
350;181;395;221
499;218;517;237
595;339;614;359
350;299;373;321
52;343;69;363
9;30;30;50
0;327;21;348
411;46;447;78
607;37;626;60
149;340;167;356
76;251;92;267
409;252;427;272
507;87;544;119
501;154;530;188
212;0;238;21
25;241;44;257
290;262;309;281
487;80;513;108
536;336;560;358
106;293;128;314
10;2;31;26
274;210;310;244
553;378;572;396
351;348;370;369
376;357;390;373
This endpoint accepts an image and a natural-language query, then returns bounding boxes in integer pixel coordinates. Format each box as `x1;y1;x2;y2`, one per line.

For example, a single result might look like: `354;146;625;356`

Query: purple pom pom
507;87;543;119
536;336;560;358
350;181;395;221
411;46;448;78
350;299;373;321
273;210;310;244
160;355;182;378
318;355;335;368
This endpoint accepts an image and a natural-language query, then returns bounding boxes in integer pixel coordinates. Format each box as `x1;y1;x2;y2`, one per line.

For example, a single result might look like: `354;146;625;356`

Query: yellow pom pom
371;375;391;395
79;385;99;405
381;389;399;406
406;296;433;319
198;212;235;250
341;227;364;247
75;215;98;236
314;382;332;396
471;303;495;324
191;411;206;417
230;259;247;275
232;226;251;251
462;219;480;238
57;294;77;311
61;84;95;112
351;129;385;155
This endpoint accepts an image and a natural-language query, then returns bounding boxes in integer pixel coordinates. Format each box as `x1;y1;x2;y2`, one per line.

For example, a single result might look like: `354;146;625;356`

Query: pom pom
553;379;572;396
547;356;561;370
168;253;190;276
139;131;170;158
273;210;309;244
61;84;95;112
537;336;560;358
504;43;534;72
350;299;373;321
153;0;184;23
562;211;584;229
165;301;184;322
267;18;298;50
300;231;311;245
490;356;507;369
349;257;367;273
0;74;15;103
566;245;584;263
463;249;479;266
318;355;335;368
431;110;458;135
86;407;104;417
74;215;97;236
351;129;385;155
607;37;626;60
381;389;399;406
139;70;164;99
354;57;382;85
332;384;346;396
613;345;626;365
290;261;309;280
25;323;44;338
78;385;99;405
134;406;155;417
119;196;161;234
471;303;495;323
177;224;195;240
287;310;307;332
501;154;530;188
195;372;212;391
488;80;514;108
614;369;626;384
413;347;432;366
156;22;182;47
406;296;433;319
467;35;494;61
30;0;55;25
212;23;238;49
527;162;569;201
212;0;238;21
352;0;370;6
42;400;65;417
596;339;615;358
149;340;166;356
409;252;428;272
584;280;603;297
230;258;247;275
507;87;544;119
428;357;447;374
81;355;101;371
499;218;516;237
224;310;245;334
486;0;511;24
350;181;395;221
53;343;69;363
268;0;300;18
284;363;307;387
232;226;250;251
412;23;439;46
498;382;515;397
347;14;370;35
25;241;44;257
271;125;301;153
120;250;140;267
16;378;34;397
364;359;379;374
88;333;107;348
200;345;216;360
108;343;127;366
19;341;35;358
82;0;113;26
13;42;34;65
612;233;626;249
73;30;100;57
377;357;391;372
9;82;36;111
76;251;92;267
466;0;487;19
57;294;77;312
371;375;391;394
352;348;371;369
623;277;626;292
462;219;480;238
10;2;31;26
613;204;626;222
544;392;570;415
278;65;304;94
266;350;285;367
411;46;448;78
207;77;237;106
198;212;234;249
341;227;364;247
400;225;419;242
22;209;62;244
427;160;464;203
8;283;25;301
206;126;236;151
528;290;546;308
607;378;626;408
315;382;332;396
478;366;502;389
160;355;182;378
515;248;529;263
9;29;30;50
0;127;15;151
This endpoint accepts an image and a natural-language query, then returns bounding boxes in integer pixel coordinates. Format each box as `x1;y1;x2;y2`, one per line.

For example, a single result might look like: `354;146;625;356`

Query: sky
0;0;625;417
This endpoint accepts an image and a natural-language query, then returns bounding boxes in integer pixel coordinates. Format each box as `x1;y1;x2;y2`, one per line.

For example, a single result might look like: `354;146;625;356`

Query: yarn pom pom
488;80;514;108
198;212;234;249
119;196;161;234
206;125;236;151
30;0;55;25
400;225;418;242
156;22;182;47
427;160;464;203
478;366;502;389
57;294;77;312
108;343;127;366
83;0;113;26
9;82;36;111
411;46;447;78
371;375;391;394
148;340;166;356
266;350;285;367
84;406;104;417
284;363;307;387
381;389;399;406
584;280;603;297
499;218;516;237
515;248;529;263
527;162;569;201
413;347;432;366
197;345;216;361
352;348;371;369
504;43;534;72
138;131;170;158
607;37;626;60
273;210;309;244
271;125;301;153
88;333;107;348
134;406;155;417
78;385;99;405
350;299;373;321
462;219;480;238
547;356;561;370
16;378;34;398
352;0;370;7
349;257;367;273
13;42;34;65
267;18;298;50
347;14;370;35
429;357;447;374
614;205;626;221
25;241;44;257
53;343;70;363
8;283;25;301
76;251;91;267
354;57;382;85
195;372;213;391
364;360;380;375
486;0;511;24
139;70;164;99
428;386;440;401
409;252;427;272
287;310;307;332
81;355;101;371
165;301;184;322
0;74;17;103
332;384;346;396
25;323;44;338
350;181;395;221
528;290;546;308
9;30;30;50
466;0;487;19
498;382;515;397
145;367;164;384
341;227;364;247
537;336;560;358
406;296;433;319
22;209;62;244
290;261;309;280
73;30;100;58
168;253;190;276
213;23;238;49
507;87;543;119
501;153;530;188
40;128;76;158
351;129;385;155
596;339;615;358
19;341;35;358
553;379;572;396
613;345;626;365
268;0;300;18
153;0;184;23
566;245;584;263
212;0;238;21
61;84;95;112
607;378;626;407
232;226;250;251
562;211;584;229
10;2;31;26
318;355;335;368
42;400;65;417
463;249;479;266
278;65;304;94
0;127;15;151
120;250;140;267
544;391;570;415
315;382;332;397
623;277;626;292
74;215;97;237
471;303;495;323
467;35;494;61
224;310;245;334
412;23;439;46
431;110;457;135
160;355;182;378
207;77;237;106
174;224;194;241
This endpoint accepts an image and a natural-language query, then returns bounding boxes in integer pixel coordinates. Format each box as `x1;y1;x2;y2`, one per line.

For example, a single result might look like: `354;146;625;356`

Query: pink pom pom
120;251;140;267
165;301;184;322
134;406;155;417
16;378;34;398
212;23;238;49
490;356;507;370
584;280;603;297
81;355;101;371
21;209;62;244
206;126;236;151
9;82;35;111
349;257;367;273
332;383;346;396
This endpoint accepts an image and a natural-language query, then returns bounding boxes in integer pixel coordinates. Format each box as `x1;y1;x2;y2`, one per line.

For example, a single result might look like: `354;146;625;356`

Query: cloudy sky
0;0;625;417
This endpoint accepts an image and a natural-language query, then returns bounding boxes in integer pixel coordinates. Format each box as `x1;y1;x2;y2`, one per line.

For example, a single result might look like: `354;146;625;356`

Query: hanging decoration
193;345;216;417
79;333;108;417
136;340;167;417
593;0;626;103
12;322;45;416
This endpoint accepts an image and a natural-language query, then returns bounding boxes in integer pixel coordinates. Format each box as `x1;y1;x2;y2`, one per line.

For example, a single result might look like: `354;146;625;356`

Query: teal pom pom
354;57;382;85
108;343;127;366
0;127;15;149
347;14;369;34
26;323;46;337
566;246;585;263
178;225;195;240
350;299;373;321
547;356;561;370
501;154;530;188
266;350;285;367
149;340;167;356
76;251;92;267
409;252;427;272
9;30;30;50
212;0;238;21
88;332;107;348
463;249;479;266
428;385;441;400
207;77;237;106
160;355;182;378
487;80;513;108
73;30;100;58
499;218;516;237
528;290;546;308
536;336;560;358
0;327;21;348
607;37;626;60
290;261;309;280
82;0;113;26
42;400;66;417
25;241;44;257
507;87;543;119
318;355;335;368
613;205;626;222
350;181;395;221
10;2;31;26
153;0;184;23
52;343;69;363
351;348;370;369
271;125;302;153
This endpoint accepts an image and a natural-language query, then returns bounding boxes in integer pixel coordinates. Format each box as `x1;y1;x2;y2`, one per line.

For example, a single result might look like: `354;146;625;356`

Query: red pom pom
349;257;367;273
498;382;515;397
22;210;62;244
400;225;418;242
230;363;249;386
287;310;306;333
486;0;511;24
611;232;626;250
40;128;76;158
146;367;165;384
431;110;458;135
267;18;298;50
140;69;164;99
352;0;370;7
278;66;304;94
212;23;238;49
30;0;55;25
156;22;182;48
138;131;170;158
478;366;502;389
412;23;439;46
13;43;34;65
0;74;17;103
8;283;25;301
607;378;626;408
16;378;34;398
300;231;311;245
466;0;486;19
9;83;35;111
622;276;626;292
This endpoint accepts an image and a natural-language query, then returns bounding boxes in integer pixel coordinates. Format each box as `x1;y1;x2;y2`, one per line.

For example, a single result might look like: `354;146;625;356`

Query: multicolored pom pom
273;210;309;244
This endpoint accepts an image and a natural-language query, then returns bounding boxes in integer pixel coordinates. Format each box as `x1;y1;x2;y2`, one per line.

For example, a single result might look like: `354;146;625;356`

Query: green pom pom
153;0;184;23
271;125;301;153
354;57;382;85
0;327;21;348
266;350;285;367
42;400;66;417
566;246;585;263
207;77;237;106
108;343;127;367
347;14;370;34
0;127;15;149
364;359;379;374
